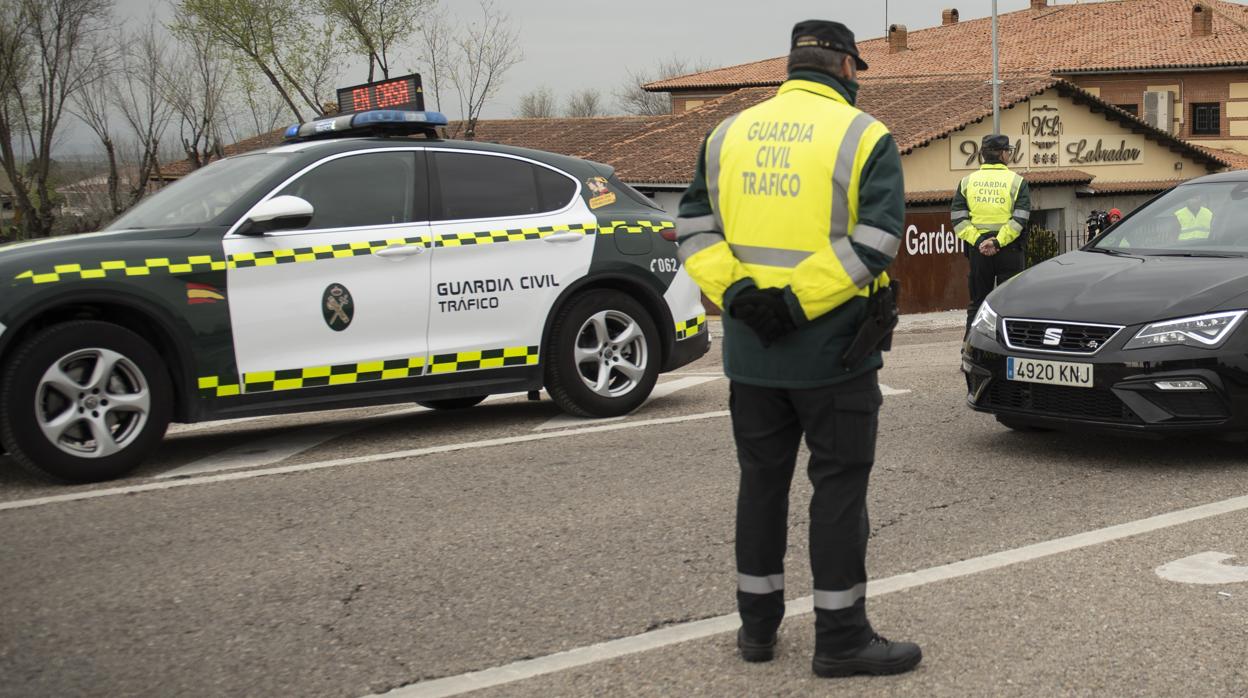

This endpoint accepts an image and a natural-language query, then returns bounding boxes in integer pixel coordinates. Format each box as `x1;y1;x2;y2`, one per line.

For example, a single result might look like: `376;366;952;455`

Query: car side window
278;152;420;230
433;151;577;221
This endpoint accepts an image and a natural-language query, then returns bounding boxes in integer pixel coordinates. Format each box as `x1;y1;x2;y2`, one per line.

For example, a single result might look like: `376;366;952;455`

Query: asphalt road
3;321;1248;697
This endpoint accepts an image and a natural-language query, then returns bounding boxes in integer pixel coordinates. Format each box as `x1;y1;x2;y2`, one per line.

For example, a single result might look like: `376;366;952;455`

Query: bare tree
565;88;606;118
227;68;291;142
515;86;555;119
174;0;340;122
162;27;230;170
69;47;122;214
616;56;718;116
447;0;521;139
322;0;434;82
0;0;113;238
115;25;175;207
414;4;451;112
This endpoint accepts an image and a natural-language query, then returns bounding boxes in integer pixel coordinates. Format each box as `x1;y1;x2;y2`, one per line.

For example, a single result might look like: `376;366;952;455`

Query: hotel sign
952;100;1144;170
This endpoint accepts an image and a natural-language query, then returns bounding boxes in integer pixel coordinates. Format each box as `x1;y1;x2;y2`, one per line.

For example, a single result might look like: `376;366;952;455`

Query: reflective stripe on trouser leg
730;381;803;639
704;113;741;233
738;573;784;594
814;582;866;610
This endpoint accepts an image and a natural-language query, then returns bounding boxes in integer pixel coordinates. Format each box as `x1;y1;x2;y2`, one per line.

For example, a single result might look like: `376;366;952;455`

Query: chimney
942;8;959;26
888;24;908;53
1030;0;1047;10
1192;2;1213;37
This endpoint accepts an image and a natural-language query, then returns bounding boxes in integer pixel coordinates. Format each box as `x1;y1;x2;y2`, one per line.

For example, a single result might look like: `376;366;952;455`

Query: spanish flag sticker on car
187;282;225;305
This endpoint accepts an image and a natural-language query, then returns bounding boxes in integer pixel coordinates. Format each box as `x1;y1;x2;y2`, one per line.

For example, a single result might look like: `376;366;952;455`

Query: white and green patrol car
0;109;708;482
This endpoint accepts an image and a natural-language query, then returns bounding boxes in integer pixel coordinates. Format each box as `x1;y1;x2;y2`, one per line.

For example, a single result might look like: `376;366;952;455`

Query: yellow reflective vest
951;164;1029;247
675;79;896;322
1175;206;1213;240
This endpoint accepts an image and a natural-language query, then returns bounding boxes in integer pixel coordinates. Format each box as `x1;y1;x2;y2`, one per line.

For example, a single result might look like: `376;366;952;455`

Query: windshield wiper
1151;252;1240;258
1086;247;1130;256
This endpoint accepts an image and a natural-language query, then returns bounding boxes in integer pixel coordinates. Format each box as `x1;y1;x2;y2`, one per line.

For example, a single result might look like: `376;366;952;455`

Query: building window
1192;103;1221;135
1115;103;1138;116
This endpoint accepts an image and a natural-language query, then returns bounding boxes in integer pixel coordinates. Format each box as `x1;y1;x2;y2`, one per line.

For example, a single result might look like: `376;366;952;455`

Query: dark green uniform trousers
729;370;881;653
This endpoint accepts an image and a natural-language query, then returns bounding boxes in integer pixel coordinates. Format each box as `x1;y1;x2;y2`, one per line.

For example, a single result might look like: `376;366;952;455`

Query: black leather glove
729;287;797;347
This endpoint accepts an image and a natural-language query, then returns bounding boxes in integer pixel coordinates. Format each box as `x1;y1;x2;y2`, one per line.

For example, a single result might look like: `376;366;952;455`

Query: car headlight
971;302;998;340
1123;310;1246;350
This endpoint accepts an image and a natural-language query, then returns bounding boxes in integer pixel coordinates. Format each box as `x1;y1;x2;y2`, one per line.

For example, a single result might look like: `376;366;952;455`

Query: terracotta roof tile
646;0;1248;91
1078;178;1189;194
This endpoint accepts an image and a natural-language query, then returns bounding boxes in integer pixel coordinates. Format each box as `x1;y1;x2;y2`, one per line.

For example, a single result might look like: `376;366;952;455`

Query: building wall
1069;70;1248;148
899;87;1213;193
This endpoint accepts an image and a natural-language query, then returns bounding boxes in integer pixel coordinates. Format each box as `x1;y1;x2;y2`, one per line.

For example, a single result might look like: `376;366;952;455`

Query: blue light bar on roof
282;109;449;141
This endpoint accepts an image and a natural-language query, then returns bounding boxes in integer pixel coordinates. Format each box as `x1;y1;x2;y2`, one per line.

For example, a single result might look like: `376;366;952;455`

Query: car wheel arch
539;271;676;368
0;292;197;422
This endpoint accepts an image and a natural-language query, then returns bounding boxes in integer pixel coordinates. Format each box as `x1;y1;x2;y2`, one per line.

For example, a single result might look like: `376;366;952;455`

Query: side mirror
238;195;314;235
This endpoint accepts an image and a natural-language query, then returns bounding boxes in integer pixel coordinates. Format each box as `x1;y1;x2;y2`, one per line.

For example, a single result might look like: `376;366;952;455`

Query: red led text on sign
352;87;371;112
376;81;411;108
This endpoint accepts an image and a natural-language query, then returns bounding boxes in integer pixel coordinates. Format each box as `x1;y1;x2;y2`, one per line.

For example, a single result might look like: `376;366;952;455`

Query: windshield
1094;182;1248;256
106;154;289;230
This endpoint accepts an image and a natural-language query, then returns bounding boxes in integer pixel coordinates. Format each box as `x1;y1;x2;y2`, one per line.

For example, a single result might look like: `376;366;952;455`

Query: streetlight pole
991;0;1001;134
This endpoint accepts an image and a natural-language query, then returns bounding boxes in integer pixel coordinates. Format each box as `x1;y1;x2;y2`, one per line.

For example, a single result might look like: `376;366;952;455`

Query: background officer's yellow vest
1175;206;1213;240
955;165;1024;246
707;80;892;320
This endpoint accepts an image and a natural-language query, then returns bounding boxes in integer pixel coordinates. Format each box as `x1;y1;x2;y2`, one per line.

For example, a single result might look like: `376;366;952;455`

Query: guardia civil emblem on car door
323;284;354;331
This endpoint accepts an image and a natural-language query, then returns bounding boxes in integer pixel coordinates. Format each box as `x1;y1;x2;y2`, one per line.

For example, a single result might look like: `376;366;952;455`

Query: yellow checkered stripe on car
428;346;539;374
198;356;427;397
197;346;539;397
13;220;675;285
598;220;674;235
14;256;228;285
676;314;707;341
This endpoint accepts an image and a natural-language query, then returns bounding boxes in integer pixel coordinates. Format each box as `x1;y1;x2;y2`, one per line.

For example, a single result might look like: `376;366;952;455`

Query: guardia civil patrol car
0;94;707;483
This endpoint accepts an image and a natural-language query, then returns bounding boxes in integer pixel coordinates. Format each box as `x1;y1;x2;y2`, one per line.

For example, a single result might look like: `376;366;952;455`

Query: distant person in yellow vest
951;135;1031;334
675;19;921;679
1175;192;1213;241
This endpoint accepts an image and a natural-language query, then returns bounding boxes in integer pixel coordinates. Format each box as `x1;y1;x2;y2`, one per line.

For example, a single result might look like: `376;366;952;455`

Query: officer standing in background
675;19;922;679
952;135;1031;334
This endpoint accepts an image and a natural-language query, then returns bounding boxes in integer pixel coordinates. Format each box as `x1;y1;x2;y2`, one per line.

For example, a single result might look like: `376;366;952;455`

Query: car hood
0;227;199;269
990;250;1248;326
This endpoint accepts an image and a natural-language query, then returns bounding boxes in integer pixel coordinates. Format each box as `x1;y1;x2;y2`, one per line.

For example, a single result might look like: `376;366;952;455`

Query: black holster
842;281;900;368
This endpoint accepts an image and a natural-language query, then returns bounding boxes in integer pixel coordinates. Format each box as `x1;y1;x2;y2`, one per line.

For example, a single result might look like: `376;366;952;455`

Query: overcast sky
66;0;1044;153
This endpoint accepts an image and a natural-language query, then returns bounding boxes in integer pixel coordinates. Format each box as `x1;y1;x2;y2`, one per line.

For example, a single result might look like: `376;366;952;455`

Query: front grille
981;380;1140;423
1002;319;1121;355
1143;391;1229;420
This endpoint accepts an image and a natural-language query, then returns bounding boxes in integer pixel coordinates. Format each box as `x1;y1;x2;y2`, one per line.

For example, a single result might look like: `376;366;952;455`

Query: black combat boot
736;627;777;663
811;633;921;677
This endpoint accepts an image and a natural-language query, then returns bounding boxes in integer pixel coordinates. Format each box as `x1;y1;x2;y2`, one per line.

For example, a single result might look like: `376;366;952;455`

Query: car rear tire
0;321;173;483
995;415;1053;433
417;396;487;410
544;289;660;418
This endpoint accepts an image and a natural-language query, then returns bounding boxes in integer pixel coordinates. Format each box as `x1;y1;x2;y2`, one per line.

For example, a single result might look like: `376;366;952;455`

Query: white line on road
535;376;720;431
880;384;911;396
373;493;1248;698
0;410;732;513
1155;551;1248;585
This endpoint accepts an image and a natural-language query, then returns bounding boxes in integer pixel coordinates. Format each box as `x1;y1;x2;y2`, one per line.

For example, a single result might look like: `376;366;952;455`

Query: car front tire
544;289;660;418
0;321;173;482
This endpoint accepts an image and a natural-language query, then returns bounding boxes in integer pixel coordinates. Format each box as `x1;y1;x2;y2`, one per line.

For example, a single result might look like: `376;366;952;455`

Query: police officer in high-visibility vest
676;19;922;679
1175;192;1214;241
952;135;1032;333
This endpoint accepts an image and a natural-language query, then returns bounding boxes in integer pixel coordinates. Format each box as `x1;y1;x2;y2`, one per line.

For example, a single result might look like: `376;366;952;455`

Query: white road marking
535;376;720;431
880;384;911;396
0;410;733;513
157;394;534;479
1155;552;1248;585
371;493;1248;698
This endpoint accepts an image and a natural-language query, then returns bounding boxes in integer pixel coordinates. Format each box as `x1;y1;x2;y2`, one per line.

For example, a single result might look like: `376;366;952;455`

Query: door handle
376;244;426;258
543;232;585;244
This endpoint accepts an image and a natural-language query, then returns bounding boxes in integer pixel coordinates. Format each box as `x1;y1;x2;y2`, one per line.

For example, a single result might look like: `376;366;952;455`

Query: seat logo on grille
1043;327;1063;346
